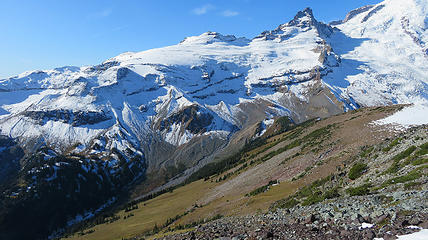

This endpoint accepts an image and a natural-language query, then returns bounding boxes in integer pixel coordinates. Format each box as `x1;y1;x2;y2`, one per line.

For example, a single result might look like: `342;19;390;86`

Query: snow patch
407;226;423;230
397;229;428;240
373;104;428;130
359;222;374;229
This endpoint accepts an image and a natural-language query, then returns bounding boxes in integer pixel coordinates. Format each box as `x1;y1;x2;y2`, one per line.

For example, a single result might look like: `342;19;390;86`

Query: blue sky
0;0;381;78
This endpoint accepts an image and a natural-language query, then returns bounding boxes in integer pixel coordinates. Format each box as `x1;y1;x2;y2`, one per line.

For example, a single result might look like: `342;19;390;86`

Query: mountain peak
180;31;250;46
301;7;314;16
287;7;316;27
254;7;334;41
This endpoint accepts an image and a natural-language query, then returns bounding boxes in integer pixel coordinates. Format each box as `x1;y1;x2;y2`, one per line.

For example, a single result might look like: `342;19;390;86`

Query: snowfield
374;104;428;130
396;229;428;240
374;229;428;240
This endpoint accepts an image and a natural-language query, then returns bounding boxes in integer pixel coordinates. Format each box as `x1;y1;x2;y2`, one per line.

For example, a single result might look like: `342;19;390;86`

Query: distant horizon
0;0;382;79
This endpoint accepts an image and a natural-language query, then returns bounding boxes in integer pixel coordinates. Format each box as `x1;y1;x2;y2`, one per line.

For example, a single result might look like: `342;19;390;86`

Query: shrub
384;161;401;175
415;142;428;156
280;198;299;209
392;146;416;161
404;181;421;190
384;146;417;175
296;186;313;198
348;162;368;180
411;158;428;166
360;146;374;158
382;138;400;152
346;183;372;196
246;180;278;196
302;193;323;206
323;187;340;199
382;170;421;187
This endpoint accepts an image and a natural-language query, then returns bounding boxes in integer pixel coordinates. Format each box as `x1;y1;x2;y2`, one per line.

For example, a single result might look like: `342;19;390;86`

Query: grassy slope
64;105;407;240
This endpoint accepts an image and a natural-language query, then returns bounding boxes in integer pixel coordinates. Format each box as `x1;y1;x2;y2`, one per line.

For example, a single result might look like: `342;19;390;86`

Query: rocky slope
156;123;428;240
158;204;427;240
0;0;427;239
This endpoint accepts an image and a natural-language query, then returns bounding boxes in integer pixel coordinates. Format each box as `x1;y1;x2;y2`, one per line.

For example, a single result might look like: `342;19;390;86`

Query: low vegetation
160;214;224;235
346;183;372;196
381;170;422;187
271;175;340;210
348;162;368;180
246;180;278;197
382;138;401;152
383;145;417;175
360;146;374;158
392;146;416;162
273;130;427;212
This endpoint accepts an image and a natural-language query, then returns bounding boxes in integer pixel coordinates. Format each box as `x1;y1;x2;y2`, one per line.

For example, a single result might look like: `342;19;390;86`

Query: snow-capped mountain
1;0;427;174
0;9;333;168
0;0;426;173
328;0;428;106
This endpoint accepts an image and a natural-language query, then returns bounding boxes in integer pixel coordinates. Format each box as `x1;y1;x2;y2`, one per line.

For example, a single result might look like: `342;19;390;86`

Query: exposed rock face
330;5;375;25
361;4;386;23
256;7;334;42
159;105;216;135
23;110;111;126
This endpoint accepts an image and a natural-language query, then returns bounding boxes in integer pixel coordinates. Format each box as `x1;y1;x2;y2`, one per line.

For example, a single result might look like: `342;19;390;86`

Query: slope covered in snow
0;0;426;177
324;0;428;107
0;8;343;161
